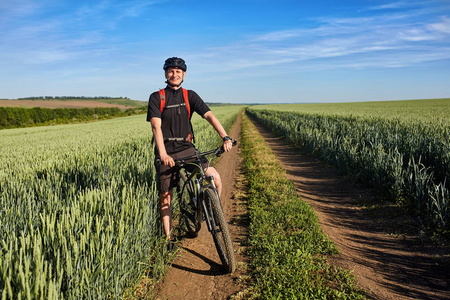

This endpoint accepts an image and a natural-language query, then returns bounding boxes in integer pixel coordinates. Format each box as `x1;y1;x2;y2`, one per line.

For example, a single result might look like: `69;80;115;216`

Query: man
147;57;233;243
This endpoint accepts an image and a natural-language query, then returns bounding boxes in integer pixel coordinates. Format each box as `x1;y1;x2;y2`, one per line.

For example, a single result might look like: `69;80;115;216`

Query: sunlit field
253;98;450;126
248;99;450;234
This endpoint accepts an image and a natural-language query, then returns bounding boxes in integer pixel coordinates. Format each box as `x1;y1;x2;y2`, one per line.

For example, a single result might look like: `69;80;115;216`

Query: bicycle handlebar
155;139;237;166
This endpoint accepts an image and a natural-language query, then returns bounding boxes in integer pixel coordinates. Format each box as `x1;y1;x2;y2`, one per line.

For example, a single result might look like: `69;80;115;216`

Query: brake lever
215;147;224;157
175;159;186;168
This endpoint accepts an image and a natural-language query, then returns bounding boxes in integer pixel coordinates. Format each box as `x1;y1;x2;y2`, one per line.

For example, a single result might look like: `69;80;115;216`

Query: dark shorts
155;147;210;193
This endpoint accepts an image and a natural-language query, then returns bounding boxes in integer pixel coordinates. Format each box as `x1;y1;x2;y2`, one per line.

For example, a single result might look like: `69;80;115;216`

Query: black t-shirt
147;87;210;154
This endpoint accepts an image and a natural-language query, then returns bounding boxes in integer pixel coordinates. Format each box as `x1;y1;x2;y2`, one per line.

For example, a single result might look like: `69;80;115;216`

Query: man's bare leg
160;190;173;240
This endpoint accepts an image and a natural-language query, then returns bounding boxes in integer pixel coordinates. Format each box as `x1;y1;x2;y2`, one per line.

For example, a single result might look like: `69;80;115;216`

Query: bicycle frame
169;141;237;210
176;147;225;228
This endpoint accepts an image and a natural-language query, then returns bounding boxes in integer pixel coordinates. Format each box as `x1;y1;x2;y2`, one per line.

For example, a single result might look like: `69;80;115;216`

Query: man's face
165;67;185;86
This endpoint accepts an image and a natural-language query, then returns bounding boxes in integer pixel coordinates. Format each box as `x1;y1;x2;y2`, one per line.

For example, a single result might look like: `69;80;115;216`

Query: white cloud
363;0;437;12
0;0;40;16
428;16;450;33
252;30;305;42
397;28;436;41
366;1;411;11
74;1;161;22
31;50;69;64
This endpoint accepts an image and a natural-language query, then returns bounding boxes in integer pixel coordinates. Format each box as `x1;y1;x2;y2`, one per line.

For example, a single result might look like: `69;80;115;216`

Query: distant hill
0;97;147;109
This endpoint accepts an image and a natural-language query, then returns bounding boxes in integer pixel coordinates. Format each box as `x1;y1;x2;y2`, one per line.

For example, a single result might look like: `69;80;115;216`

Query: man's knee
207;167;222;186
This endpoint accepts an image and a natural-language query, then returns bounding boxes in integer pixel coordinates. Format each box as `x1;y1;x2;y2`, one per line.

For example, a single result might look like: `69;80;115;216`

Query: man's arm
203;111;233;152
151;117;175;167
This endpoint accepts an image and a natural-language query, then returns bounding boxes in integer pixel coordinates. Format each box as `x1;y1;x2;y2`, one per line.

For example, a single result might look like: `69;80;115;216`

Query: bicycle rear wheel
179;171;201;237
204;187;236;273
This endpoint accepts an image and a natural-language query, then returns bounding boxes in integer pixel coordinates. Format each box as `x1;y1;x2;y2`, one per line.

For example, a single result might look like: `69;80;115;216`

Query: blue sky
1;0;450;103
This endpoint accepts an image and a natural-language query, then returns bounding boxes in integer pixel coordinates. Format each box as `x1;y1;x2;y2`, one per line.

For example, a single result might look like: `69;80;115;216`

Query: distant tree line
17;96;130;100
0;106;145;129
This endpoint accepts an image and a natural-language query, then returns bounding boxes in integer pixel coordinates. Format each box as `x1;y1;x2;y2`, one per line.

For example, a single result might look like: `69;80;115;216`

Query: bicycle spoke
179;171;201;237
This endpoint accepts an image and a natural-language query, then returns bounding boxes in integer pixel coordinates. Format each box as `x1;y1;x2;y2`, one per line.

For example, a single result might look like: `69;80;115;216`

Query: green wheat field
1;98;449;299
0;106;242;299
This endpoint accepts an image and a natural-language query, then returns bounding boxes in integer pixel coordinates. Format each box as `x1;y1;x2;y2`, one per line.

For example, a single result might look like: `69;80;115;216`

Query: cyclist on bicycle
147;57;233;242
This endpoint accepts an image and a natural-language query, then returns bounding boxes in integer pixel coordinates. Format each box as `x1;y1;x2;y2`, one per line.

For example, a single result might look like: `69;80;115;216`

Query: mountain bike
158;140;237;273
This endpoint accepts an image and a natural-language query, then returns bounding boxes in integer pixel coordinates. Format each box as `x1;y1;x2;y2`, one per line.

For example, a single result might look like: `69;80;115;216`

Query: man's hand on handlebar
218;139;237;156
160;153;175;167
223;139;233;152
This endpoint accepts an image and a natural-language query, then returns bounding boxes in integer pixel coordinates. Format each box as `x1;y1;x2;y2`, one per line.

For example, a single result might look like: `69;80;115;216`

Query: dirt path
250;118;449;300
155;113;247;300
155;113;449;300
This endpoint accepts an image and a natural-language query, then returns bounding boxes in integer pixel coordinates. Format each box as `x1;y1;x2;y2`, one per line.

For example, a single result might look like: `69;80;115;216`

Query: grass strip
241;112;366;299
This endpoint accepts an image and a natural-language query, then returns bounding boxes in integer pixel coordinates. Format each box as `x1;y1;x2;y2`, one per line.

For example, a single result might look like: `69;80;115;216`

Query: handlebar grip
216;139;238;156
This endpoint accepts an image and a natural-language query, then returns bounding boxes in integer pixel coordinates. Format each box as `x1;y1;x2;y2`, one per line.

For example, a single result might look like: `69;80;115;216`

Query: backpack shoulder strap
159;88;190;118
158;89;166;113
182;88;190;118
182;88;195;143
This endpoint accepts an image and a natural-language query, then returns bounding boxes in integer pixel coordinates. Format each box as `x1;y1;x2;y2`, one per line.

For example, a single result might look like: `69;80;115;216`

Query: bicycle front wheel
204;187;236;273
179;171;201;237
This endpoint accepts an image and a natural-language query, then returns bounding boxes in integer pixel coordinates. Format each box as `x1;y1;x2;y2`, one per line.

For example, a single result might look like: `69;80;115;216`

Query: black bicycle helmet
163;57;187;71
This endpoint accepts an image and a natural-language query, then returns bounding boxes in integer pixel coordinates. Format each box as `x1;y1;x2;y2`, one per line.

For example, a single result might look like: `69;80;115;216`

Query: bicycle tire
179;171;201;237
204;187;236;273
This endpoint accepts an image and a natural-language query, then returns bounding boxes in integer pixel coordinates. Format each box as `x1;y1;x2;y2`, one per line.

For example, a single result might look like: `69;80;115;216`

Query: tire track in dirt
155;113;247;300
249;116;449;300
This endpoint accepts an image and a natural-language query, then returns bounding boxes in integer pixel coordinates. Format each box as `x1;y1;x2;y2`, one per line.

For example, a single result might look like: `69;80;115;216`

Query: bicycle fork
198;175;221;234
